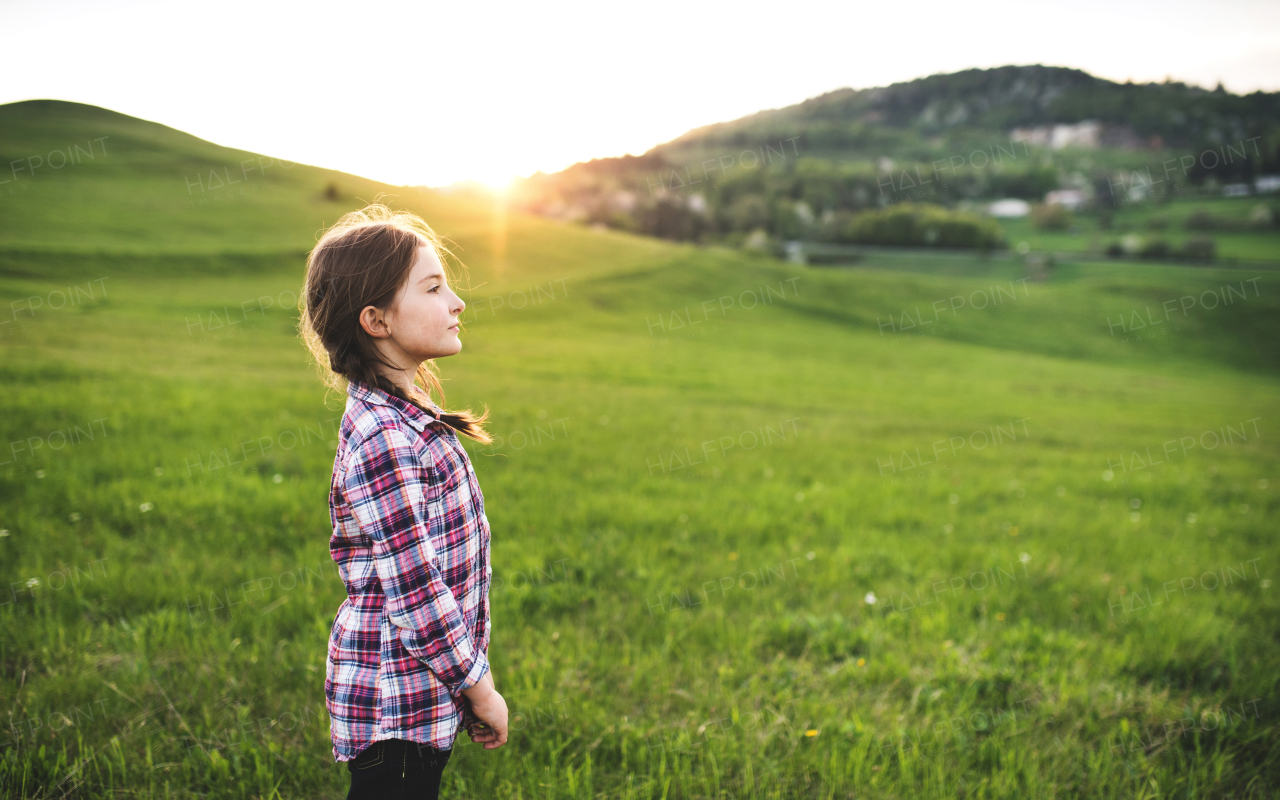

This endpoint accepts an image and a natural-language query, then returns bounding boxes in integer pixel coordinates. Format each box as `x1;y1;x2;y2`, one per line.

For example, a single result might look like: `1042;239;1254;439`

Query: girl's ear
358;305;392;338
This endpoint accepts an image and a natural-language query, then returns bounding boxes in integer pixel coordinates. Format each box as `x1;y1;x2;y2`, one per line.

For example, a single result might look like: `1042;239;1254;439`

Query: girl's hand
461;672;508;749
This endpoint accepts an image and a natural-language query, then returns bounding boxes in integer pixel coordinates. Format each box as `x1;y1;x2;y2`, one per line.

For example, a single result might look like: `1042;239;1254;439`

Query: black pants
346;738;453;800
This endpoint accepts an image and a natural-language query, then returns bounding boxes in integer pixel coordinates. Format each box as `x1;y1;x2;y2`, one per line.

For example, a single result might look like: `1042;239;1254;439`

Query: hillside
0;99;673;289
508;65;1280;250
664;65;1280;155
1;100;1278;798
2;100;1279;372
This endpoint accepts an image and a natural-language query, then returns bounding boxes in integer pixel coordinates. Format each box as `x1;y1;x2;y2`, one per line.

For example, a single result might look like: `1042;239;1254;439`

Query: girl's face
381;245;466;362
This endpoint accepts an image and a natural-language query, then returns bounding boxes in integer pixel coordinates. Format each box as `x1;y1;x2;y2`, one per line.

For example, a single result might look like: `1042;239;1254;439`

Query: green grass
1;101;1279;799
995;196;1280;262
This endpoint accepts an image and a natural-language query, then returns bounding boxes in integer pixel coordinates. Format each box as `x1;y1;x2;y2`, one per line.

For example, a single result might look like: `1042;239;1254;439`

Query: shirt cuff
456;648;490;696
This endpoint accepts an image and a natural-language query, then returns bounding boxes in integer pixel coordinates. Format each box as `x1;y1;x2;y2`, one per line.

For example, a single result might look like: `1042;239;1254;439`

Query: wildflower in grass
805;729;818;737
864;592;877;605
139;502;154;512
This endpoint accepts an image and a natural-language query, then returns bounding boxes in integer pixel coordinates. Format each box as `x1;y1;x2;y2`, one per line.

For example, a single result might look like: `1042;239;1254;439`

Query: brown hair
299;203;492;444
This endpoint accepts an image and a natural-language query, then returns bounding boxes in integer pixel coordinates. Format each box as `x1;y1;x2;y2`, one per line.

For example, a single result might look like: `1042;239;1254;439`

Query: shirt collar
347;379;444;433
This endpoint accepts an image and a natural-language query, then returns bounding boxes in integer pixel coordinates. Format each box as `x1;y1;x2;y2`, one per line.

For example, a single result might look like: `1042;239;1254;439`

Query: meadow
1;101;1279;799
993;195;1280;264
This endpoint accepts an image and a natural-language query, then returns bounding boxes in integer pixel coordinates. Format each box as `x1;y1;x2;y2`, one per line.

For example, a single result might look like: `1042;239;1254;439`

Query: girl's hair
299;203;492;444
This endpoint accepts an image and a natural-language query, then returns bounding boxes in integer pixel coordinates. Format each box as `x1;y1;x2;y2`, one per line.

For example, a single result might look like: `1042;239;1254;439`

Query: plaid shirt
325;380;492;761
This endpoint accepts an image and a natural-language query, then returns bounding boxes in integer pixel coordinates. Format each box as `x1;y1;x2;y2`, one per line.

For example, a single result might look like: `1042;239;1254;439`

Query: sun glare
477;173;514;193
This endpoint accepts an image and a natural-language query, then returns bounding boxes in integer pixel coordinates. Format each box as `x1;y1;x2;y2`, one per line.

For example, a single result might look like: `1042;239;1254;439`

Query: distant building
784;241;807;264
793;201;814;226
744;229;770;251
687;193;708;214
611;190;637;212
989;198;1031;218
1223;183;1251;197
1045;189;1086;210
1255;175;1280;194
1011;120;1102;150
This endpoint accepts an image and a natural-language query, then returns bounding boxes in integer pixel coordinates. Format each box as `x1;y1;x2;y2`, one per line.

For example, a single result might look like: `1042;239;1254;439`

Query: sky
3;0;1279;187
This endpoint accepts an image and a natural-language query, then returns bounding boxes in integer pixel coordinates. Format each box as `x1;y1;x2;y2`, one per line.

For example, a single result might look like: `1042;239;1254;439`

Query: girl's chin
418;342;463;359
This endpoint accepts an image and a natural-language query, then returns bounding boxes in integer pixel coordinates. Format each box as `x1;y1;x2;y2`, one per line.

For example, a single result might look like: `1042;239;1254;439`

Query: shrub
1105;242;1124;257
844;203;1003;249
1180;237;1216;262
1138;239;1171;259
1183;209;1238;231
1030;203;1072;231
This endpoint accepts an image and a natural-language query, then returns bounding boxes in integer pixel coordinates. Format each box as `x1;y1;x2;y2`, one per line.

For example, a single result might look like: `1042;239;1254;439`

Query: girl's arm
342;426;490;696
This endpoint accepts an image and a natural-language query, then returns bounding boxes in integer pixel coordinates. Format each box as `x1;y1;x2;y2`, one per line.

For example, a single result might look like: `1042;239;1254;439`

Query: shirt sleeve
341;425;489;696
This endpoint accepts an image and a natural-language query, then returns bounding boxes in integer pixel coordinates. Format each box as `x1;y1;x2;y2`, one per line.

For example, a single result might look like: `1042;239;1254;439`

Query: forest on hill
507;65;1280;250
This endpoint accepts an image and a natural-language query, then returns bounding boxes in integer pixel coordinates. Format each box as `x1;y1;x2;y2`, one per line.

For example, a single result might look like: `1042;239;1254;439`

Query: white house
1045;189;1086;210
1255;175;1280;194
989;198;1031;218
1010;121;1102;151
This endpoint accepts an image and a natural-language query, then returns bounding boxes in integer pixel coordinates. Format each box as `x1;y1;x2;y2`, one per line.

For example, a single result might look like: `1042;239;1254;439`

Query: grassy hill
1;100;1278;799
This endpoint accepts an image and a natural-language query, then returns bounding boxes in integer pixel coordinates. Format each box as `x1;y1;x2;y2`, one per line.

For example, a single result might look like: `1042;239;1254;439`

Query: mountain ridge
658;64;1279;156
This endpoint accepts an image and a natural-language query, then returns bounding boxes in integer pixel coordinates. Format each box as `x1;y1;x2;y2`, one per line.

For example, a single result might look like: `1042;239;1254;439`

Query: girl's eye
428;285;440;293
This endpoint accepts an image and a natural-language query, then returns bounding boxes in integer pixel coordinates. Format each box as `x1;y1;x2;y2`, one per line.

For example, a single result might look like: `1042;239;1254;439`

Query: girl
300;204;508;799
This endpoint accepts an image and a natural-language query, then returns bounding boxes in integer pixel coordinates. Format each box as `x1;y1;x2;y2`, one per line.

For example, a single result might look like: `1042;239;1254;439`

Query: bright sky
3;0;1278;187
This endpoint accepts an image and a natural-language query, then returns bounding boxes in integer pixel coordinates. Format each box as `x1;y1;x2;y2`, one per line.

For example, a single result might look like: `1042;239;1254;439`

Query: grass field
993;196;1280;263
1;101;1279;799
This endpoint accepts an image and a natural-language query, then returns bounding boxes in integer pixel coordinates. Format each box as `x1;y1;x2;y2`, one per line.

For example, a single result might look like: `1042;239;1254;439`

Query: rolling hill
508;65;1280;250
1;99;1278;798
661;64;1280;156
